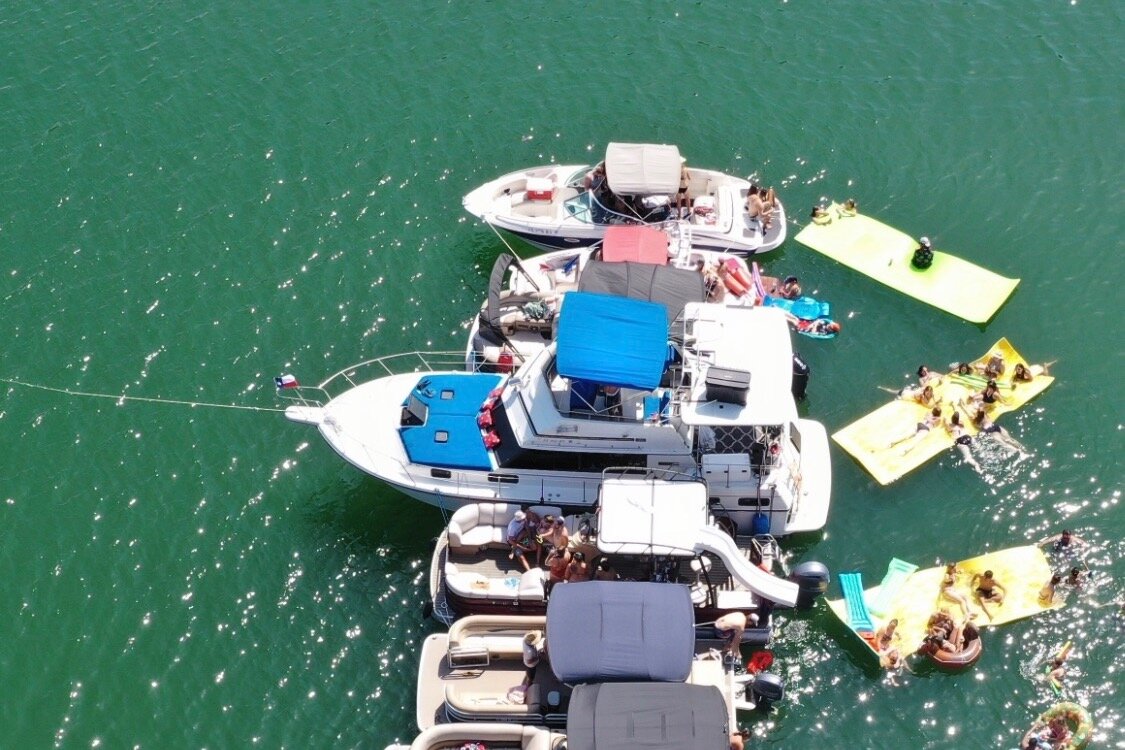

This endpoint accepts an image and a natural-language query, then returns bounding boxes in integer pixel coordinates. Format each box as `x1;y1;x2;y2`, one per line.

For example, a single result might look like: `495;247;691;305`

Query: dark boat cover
546;581;694;683
577;260;704;326
566;682;729;750
482;252;543;328
556;292;669;391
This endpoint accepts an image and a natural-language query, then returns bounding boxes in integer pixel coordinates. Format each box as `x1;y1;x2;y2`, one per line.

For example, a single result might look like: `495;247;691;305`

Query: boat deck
444;535;766;593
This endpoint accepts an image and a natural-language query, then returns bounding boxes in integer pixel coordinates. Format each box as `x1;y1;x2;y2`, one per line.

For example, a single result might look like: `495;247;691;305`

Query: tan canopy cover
605;142;682;195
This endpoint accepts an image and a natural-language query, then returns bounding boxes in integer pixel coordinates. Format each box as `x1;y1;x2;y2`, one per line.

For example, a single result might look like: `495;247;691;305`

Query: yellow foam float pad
794;203;1019;323
833;338;1054;485
828;545;1062;658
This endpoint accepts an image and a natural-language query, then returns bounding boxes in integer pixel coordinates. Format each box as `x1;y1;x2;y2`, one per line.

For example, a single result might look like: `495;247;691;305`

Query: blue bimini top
398;373;502;470
555;292;669;391
545;581;695;683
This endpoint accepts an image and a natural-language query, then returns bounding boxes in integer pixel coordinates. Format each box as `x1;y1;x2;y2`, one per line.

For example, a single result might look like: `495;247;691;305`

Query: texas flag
274;374;300;389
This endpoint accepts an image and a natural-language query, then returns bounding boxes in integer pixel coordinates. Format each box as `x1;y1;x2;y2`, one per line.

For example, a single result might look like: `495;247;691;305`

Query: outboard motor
748;672;785;710
790;561;831;609
791;352;810;401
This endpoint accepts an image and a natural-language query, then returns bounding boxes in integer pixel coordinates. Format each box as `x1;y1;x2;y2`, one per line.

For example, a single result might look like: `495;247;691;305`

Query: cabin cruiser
467;224;778;372
390;683;730;750
284;298;831;537
428;475;829;627
463;142;786;255
414;581;776;733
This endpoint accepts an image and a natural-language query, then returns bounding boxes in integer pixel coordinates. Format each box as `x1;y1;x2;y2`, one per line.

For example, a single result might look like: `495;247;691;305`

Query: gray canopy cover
546;581;694;683
577;260;704;326
566;682;729;750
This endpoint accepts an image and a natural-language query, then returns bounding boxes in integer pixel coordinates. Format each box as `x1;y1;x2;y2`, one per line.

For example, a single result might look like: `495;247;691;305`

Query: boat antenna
485;222;541;292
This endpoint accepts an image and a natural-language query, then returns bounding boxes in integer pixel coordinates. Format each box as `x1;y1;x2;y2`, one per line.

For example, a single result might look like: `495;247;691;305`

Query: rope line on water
1;378;287;413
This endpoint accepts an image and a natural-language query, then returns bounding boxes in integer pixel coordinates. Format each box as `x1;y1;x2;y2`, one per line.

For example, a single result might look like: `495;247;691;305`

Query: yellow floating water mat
833;338;1054;485
794;202;1019;323
827;545;1062;659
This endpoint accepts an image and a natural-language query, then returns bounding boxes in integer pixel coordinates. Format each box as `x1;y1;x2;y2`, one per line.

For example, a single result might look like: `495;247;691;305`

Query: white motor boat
467;224;777;372
463;142;786;255
427;475;829;627
414;581;756;733
284;300;831;538
384;723;564;750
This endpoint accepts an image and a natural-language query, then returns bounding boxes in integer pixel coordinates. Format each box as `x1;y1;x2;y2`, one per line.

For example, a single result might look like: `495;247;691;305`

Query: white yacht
284;300;831;538
463;142;786;255
467;223;775;372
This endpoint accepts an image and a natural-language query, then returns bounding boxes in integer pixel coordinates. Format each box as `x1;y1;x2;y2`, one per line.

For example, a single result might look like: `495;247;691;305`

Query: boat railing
279;350;485;408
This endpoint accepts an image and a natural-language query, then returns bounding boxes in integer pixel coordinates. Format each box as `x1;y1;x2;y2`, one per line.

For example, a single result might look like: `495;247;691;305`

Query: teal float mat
839;572;874;633
868;558;918;618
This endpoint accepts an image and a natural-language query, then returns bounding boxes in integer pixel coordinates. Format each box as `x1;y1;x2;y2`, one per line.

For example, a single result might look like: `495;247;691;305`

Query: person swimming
971;407;1029;456
945;411;982;471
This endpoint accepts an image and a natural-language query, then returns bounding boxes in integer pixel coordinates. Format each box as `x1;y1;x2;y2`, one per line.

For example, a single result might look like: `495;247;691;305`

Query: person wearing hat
911;236;934;269
520;630;545;688
506;510;537;572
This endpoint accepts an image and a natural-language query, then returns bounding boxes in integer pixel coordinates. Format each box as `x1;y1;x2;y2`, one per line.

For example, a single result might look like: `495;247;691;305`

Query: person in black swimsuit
944;411;981;471
971;407;1028;456
971;569;1006;620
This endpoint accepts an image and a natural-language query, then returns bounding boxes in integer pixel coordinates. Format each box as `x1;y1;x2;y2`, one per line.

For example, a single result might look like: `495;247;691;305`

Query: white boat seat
715;589;758;610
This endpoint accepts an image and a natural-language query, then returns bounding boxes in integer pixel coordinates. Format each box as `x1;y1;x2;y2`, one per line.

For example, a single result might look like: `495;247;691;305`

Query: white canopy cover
605;142;683;195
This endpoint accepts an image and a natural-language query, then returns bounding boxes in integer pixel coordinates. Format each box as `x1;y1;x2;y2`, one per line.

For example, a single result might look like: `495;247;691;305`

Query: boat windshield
564;190;668;227
564;166;590;188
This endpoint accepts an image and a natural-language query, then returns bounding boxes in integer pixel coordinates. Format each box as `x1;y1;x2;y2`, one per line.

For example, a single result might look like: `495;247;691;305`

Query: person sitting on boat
1044;715;1072;747
564;551;590;582
583;161;606;192
1039;573;1063;606
945;411;982;471
714;611;749;662
506;510;538;572
971;569;1006;619
541;516;569;553
778;275;802;299
761;187;777;230
593;556;618;581
911;236;934;270
747;186;767;223
939;564;972;619
839;198;858;217
695;259;726;303
888;406;943;454
1040;529;1086;553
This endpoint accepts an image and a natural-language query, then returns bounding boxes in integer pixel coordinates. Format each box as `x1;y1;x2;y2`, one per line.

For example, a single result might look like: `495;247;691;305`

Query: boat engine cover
790;561;831;609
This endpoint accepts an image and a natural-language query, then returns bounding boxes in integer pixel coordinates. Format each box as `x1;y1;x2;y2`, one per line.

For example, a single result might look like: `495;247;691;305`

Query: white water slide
596;477;799;608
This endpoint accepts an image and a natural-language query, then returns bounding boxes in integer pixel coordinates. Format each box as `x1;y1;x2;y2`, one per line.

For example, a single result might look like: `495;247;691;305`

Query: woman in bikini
940;564;972;619
888;406;942;453
944;411;982;471
677;162;691;217
966;379;1006;411
971;407;1028;456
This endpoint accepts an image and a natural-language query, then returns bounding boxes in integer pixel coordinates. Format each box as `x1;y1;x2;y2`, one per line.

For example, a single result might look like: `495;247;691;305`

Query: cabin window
487;473;520;484
430;468;452;479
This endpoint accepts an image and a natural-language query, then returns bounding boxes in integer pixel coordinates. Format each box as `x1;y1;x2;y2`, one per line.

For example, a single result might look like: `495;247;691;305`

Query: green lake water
1;2;1122;747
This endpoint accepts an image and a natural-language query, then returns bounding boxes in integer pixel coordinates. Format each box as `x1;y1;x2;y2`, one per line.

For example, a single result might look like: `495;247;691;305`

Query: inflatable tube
1035;702;1092;750
925;632;982;671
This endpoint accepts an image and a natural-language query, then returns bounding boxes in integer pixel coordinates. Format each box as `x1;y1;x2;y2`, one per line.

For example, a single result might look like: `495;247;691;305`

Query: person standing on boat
677;159;691;218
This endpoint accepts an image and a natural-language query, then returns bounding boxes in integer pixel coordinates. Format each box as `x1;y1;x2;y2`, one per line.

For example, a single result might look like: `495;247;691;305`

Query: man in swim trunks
971;569;1006;619
714;611;750;661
